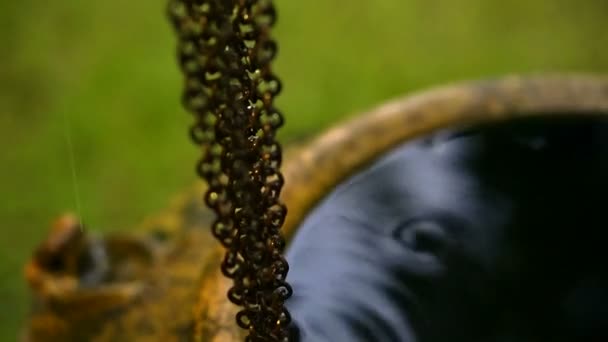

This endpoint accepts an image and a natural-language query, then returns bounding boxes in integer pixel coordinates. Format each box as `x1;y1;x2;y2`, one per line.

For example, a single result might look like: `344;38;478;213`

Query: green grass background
1;0;607;339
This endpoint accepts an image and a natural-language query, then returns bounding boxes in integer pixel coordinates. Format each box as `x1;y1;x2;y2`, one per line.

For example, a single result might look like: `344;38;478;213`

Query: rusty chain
168;0;292;340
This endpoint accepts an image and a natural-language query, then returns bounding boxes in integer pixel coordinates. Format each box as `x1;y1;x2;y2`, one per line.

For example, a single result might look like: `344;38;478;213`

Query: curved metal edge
280;74;608;238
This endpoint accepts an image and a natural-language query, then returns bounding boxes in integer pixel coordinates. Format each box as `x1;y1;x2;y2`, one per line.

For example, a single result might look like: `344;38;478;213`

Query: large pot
23;75;608;341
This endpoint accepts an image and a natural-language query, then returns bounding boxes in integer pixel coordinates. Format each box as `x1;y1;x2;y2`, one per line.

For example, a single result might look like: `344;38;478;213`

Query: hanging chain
168;0;292;340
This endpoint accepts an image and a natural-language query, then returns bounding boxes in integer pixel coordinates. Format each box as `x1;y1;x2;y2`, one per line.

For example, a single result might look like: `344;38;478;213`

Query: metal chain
168;0;292;340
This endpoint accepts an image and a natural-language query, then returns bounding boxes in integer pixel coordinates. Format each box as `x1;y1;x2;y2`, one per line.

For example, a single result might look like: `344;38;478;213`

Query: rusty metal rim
280;74;608;239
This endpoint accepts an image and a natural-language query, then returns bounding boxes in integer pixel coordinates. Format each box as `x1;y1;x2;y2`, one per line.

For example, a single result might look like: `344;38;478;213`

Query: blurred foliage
0;0;607;339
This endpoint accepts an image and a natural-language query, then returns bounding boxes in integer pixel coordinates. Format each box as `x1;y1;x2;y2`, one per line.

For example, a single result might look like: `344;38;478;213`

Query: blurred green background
1;0;607;339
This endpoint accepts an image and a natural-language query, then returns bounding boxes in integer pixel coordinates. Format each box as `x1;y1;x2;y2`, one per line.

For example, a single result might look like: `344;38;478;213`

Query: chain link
168;0;292;340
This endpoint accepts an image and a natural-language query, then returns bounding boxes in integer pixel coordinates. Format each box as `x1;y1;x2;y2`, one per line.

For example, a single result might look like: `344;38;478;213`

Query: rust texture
22;75;608;341
167;0;292;340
